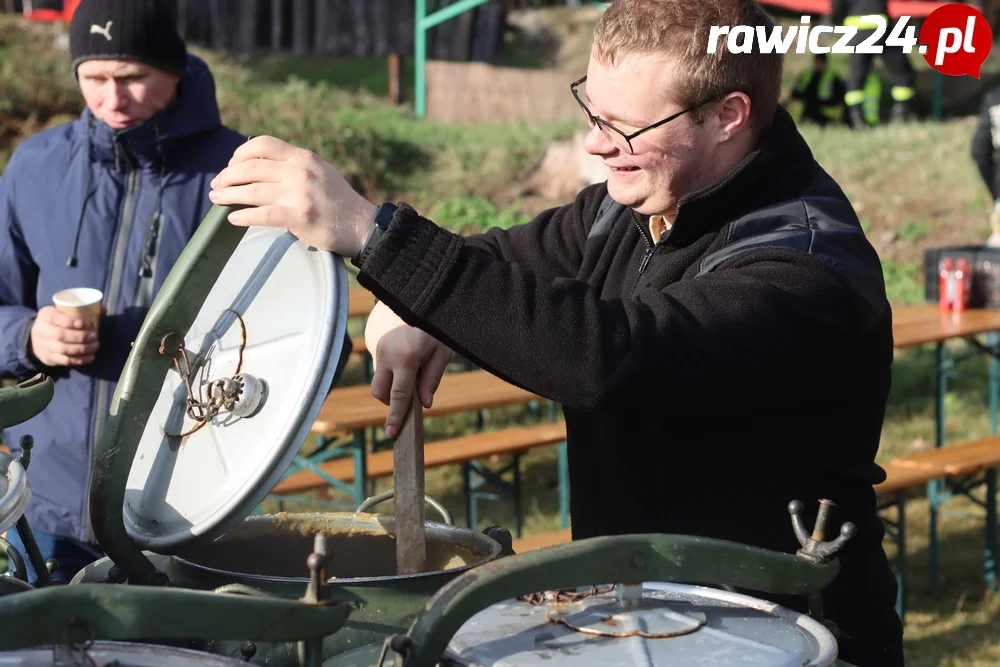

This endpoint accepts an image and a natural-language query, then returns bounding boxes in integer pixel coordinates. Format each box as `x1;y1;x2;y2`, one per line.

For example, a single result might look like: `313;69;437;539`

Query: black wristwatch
352;202;399;270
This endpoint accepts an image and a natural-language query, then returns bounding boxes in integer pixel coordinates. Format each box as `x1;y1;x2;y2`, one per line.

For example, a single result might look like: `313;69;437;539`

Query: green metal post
928;341;947;588
414;0;495;118
932;71;943;121
423;0;493;29
353;429;368;509
987;333;998;590
558;440;569;529
415;0;427;117
896;491;906;621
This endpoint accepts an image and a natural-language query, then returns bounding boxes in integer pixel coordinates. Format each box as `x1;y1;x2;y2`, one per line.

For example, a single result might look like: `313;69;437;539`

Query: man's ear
715;92;752;142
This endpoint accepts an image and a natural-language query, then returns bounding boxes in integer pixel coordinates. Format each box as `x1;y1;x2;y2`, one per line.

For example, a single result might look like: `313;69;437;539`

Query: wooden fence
425;60;579;123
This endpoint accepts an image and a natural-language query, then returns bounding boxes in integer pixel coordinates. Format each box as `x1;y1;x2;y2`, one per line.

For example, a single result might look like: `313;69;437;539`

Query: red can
955;259;970;312
939;258;954;310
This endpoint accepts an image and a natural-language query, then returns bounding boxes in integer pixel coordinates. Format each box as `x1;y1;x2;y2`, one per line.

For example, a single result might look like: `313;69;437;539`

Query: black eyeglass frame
570;75;722;154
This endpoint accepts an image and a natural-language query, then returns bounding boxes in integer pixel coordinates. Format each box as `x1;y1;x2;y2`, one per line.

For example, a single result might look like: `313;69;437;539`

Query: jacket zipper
134;211;163;309
631;209;656;275
82;147;139;544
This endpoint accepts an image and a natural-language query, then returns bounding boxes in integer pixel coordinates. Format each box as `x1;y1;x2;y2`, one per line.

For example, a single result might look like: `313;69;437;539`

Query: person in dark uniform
830;0;917;127
970;85;1000;245
790;53;847;126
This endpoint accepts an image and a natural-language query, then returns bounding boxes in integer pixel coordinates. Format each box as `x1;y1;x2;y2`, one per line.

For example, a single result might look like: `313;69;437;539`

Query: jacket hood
80;53;226;168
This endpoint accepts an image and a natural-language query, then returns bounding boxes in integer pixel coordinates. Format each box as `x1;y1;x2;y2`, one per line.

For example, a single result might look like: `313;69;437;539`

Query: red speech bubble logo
919;4;993;78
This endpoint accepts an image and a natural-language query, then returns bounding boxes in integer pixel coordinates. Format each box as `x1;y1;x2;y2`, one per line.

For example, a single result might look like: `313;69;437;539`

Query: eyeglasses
570;76;718;155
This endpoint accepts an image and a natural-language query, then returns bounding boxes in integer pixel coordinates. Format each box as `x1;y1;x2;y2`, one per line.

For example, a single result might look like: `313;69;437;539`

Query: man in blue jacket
0;0;245;582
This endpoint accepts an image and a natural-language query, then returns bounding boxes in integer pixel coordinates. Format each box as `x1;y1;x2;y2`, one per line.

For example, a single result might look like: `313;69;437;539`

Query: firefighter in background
790;53;846;126
830;0;917;127
970;84;1000;246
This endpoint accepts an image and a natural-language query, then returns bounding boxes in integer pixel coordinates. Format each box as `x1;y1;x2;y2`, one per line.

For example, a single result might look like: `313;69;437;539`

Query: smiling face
77;59;180;131
579;49;755;220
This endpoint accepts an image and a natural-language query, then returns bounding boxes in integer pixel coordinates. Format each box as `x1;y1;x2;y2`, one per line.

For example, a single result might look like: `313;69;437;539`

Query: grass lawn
3;7;1000;665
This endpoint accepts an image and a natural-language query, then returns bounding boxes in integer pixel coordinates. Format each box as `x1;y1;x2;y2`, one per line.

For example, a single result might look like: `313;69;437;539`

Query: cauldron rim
166;511;503;584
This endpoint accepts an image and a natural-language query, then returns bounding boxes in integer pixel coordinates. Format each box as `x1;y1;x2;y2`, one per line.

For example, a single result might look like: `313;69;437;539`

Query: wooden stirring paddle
394;396;427;575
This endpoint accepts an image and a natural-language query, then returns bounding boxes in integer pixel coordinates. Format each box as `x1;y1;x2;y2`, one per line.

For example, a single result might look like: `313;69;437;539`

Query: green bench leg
558;440;570;530
463;456;524;537
463;462;475;530
929;340;948;588
986;469;998;592
879;490;907;623
989;332;999;592
352;430;367;509
895;491;907;622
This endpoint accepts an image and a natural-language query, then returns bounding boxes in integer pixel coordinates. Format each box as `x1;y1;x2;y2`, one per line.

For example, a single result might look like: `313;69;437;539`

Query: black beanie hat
69;0;187;77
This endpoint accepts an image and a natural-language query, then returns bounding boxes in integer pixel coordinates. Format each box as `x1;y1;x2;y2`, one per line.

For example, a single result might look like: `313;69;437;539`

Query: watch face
375;203;398;230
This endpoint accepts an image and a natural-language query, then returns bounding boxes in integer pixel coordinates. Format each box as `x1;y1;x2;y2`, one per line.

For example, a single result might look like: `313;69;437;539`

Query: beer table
891;304;1000;590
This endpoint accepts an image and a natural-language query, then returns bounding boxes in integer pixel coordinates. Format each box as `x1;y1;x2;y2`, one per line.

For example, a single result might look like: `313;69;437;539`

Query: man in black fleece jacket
208;0;903;664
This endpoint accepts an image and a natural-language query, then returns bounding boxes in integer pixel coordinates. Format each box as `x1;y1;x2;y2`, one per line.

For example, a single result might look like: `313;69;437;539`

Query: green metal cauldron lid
95;208;349;556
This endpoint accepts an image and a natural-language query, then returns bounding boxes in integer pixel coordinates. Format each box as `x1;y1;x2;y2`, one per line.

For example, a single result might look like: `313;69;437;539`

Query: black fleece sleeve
356;205;879;415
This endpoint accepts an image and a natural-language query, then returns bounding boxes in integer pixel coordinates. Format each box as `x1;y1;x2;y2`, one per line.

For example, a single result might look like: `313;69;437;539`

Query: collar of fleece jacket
662;104;823;249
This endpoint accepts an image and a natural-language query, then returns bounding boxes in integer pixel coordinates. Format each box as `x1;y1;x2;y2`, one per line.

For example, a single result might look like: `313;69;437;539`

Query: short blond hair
593;0;783;135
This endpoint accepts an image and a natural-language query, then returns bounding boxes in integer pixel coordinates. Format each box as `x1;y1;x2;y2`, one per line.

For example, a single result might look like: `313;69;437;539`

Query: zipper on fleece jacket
82;147;139;544
631;209;656;275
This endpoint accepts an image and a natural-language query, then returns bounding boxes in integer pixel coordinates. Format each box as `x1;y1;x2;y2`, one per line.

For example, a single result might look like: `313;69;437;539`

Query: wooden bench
270;369;565;536
512;527;572;553
877;436;1000;495
879;435;1000;615
272;421;566;537
347;289;373;368
273;421;566;493
874;433;1000;618
351;335;367;356
348;288;376;319
310;369;544;436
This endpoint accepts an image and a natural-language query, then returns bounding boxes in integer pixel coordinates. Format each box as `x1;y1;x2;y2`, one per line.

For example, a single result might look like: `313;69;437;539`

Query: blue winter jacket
0;54;245;544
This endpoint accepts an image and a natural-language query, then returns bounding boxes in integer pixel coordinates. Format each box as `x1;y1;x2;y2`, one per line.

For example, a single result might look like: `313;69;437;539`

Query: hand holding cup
29;288;104;367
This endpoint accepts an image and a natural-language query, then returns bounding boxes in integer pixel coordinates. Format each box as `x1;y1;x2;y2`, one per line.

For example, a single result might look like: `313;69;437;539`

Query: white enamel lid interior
0;641;249;665
442;581;840;667
0;452;30;536
122;227;349;553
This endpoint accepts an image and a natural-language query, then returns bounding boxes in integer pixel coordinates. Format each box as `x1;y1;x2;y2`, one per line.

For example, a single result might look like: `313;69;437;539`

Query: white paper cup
53;288;104;329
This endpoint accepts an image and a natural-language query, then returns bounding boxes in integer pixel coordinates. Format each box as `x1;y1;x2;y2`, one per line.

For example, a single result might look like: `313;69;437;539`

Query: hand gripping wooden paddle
394;396;427;575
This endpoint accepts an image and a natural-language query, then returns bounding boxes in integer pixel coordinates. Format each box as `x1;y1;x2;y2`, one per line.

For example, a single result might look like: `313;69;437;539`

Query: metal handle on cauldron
0;583;351;652
0;536;27;583
356;489;454;526
0;373;54;430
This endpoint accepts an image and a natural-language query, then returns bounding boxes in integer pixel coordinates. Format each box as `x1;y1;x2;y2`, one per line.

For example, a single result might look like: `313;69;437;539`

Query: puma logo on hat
89;21;113;41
